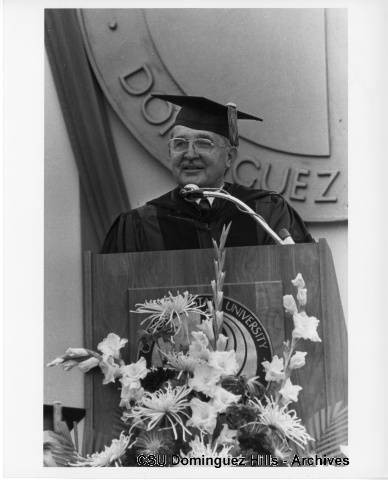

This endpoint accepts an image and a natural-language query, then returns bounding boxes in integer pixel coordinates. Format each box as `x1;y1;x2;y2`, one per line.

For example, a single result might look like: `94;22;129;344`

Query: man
101;95;313;253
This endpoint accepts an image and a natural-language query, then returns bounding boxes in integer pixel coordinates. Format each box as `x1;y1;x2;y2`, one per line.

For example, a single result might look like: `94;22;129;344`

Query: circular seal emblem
141;295;273;385
79;9;347;222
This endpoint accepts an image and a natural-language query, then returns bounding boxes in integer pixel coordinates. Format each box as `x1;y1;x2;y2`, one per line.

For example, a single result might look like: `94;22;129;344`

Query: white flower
134;291;205;334
251;396;313;448
216;333;228;351
215;311;224;328
61;360;79;371
296;288;307;306
191;330;209;347
208;350;239;376
120;383;144;407
283;295;298;315
189;364;221;396
279;379;303;403
188;331;210;360
78;357;99;373
97;333;128;359
291;273;305;289
197;318;215;342
120;357;148;381
72;432;134;466
100;355;121;384
164;351;204;373
292;312;321;342
216;423;238;445
136;430;173;456
184;435;232;458
124;383;192;440
187;398;218;434
211;387;241;413
47;356;66;367
261;355;285;382
47;347;99;369
289;351;307;369
64;347;90;357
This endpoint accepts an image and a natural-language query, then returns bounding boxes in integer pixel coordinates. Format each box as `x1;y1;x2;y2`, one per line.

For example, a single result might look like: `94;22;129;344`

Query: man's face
169;125;237;188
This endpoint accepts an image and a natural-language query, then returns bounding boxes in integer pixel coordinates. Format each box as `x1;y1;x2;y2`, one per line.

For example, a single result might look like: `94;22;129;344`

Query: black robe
101;183;314;253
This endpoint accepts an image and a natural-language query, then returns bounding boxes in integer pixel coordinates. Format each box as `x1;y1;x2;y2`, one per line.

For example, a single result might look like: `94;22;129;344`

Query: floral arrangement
47;225;322;467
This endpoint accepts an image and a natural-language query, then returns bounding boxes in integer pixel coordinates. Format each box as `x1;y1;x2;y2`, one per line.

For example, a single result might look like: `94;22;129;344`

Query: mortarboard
151;94;262;146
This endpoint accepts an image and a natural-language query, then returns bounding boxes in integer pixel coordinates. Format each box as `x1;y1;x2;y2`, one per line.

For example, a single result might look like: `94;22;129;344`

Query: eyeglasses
168;137;223;153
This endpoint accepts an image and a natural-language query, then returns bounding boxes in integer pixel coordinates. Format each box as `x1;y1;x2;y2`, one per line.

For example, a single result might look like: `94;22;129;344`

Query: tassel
226;102;239;147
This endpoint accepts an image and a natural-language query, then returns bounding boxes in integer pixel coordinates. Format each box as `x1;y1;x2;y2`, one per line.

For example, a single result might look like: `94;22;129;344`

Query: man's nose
183;141;199;159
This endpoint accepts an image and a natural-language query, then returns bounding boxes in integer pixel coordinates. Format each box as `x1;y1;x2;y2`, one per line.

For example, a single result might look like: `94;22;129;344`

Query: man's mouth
181;164;205;172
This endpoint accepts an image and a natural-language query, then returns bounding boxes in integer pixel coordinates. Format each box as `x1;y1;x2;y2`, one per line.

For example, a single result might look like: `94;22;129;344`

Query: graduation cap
44;402;85;432
151;94;262;147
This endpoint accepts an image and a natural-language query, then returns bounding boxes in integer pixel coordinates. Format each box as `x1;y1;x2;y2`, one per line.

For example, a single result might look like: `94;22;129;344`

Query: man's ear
226;146;238;168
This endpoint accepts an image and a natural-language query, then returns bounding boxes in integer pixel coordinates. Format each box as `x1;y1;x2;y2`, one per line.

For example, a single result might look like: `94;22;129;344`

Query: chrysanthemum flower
136;430;174;456
163;351;204;373
184;435;232;458
123;383;192;440
249;396;313;448
134;291;205;335
71;432;134;467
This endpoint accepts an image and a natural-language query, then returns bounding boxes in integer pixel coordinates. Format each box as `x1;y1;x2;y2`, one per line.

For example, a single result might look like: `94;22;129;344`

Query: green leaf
306;401;348;457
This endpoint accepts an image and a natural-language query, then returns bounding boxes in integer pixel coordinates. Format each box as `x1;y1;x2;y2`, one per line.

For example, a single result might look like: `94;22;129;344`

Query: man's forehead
171;125;226;141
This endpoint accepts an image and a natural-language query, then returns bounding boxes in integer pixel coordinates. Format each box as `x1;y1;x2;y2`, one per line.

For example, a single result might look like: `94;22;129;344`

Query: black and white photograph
3;1;388;478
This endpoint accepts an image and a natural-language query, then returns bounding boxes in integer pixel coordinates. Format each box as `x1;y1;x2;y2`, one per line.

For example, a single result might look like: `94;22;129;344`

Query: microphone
180;184;204;199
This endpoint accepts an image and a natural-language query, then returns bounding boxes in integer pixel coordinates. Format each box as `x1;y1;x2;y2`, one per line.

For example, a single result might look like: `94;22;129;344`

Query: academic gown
101;183;314;253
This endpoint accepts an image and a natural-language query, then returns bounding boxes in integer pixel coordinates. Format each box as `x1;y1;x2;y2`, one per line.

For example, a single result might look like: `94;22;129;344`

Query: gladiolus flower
78;357;99;373
188;398;218;434
197;318;215;342
297;288;307;307
208;350;239;376
292;312;321;342
289;351;307;369
283;295;298;315
261;355;285;382
291;273;305;289
97;333;128;360
100;355;121;385
211;386;241;413
279;379;303;403
189;364;221;396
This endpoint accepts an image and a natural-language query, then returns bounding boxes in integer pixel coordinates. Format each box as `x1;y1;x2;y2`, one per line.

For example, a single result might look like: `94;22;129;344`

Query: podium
83;240;347;453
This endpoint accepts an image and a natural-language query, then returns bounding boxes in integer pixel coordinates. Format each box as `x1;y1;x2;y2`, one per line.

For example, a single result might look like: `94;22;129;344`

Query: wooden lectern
83;240;347;454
